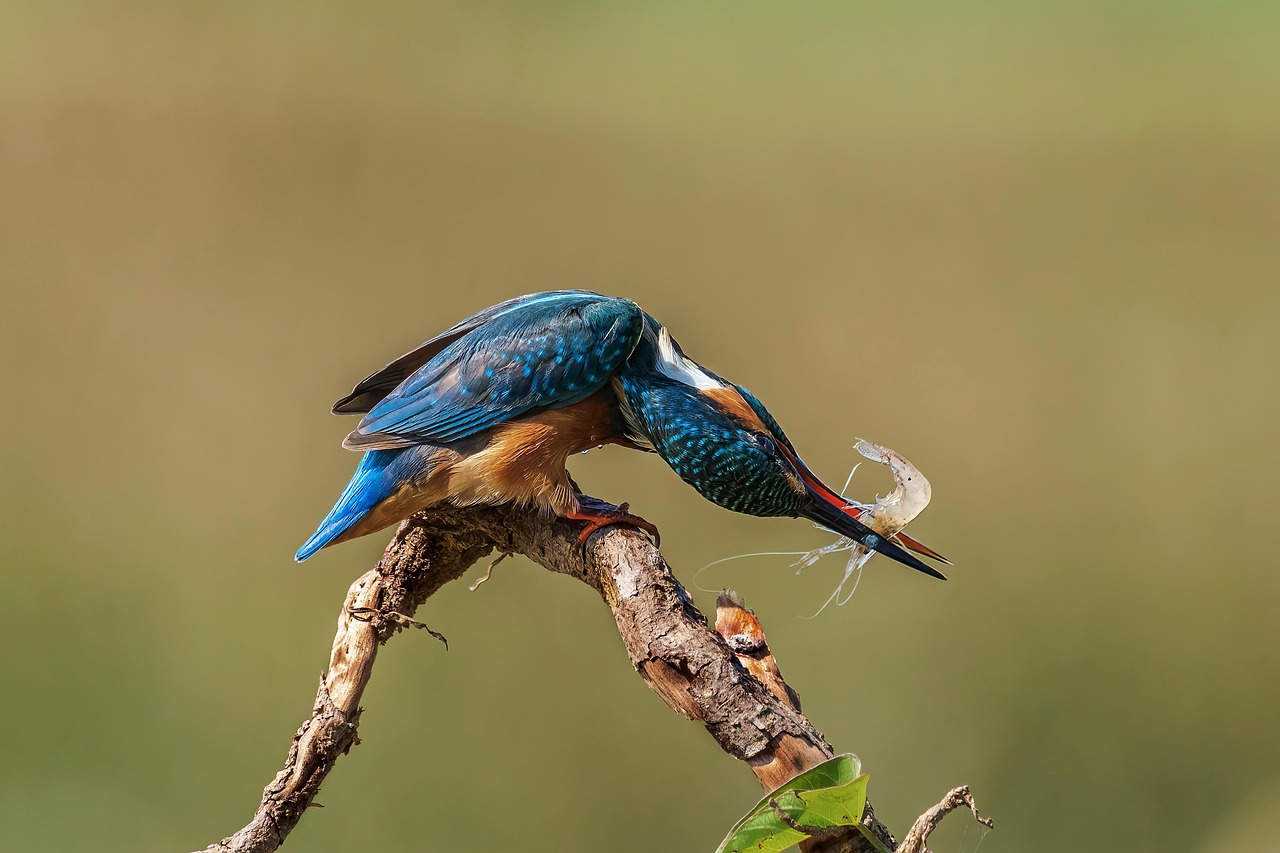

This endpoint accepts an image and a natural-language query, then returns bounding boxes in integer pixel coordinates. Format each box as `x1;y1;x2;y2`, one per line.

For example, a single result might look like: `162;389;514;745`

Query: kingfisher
296;291;948;579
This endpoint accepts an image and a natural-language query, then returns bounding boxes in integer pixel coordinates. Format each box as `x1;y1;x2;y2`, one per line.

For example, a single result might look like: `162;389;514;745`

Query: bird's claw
565;505;661;558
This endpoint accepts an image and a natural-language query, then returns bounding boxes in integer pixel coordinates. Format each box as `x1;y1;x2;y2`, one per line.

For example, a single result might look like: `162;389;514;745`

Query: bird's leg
563;500;661;554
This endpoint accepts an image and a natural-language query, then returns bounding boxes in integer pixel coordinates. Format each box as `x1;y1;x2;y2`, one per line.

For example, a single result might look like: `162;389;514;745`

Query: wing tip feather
341;430;416;451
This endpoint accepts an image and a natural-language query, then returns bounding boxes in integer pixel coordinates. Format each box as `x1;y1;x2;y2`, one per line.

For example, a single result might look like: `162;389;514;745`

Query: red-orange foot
563;502;661;554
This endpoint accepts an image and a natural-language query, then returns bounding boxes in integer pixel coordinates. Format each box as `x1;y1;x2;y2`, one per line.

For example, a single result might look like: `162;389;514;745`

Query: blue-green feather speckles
617;371;805;518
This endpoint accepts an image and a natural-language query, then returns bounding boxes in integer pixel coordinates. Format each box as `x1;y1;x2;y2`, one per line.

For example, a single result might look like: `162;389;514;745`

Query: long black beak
800;497;948;580
772;443;948;580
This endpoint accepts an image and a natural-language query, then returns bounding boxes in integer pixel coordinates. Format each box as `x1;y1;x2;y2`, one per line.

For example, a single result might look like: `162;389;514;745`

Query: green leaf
714;754;871;853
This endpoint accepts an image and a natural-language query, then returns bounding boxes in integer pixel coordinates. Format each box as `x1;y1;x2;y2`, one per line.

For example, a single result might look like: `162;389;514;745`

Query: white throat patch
656;326;722;391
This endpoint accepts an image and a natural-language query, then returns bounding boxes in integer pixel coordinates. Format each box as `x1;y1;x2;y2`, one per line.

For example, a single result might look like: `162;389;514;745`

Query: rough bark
199;498;986;853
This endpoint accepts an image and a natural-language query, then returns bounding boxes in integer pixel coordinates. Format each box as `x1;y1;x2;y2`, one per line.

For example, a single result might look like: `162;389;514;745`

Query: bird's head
713;424;946;580
620;324;946;579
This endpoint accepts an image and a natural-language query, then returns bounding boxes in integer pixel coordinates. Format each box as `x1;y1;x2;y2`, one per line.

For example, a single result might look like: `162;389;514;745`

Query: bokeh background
3;3;1278;851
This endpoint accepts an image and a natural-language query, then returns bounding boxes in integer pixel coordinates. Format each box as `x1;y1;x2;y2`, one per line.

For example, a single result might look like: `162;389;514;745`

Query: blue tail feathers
295;447;433;562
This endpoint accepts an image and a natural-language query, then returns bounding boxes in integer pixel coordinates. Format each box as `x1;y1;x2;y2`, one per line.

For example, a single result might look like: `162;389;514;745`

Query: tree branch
896;786;994;853
199;497;985;853
200;514;493;853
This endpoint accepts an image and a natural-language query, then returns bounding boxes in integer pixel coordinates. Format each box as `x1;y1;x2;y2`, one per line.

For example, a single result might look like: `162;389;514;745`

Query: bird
296;290;948;579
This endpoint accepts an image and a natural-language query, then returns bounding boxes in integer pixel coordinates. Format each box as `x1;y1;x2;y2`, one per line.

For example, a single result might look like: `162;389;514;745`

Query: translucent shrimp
696;439;937;614
799;439;935;616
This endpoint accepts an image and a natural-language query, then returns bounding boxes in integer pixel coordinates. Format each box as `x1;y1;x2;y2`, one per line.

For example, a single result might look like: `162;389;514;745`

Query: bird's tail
295;447;434;562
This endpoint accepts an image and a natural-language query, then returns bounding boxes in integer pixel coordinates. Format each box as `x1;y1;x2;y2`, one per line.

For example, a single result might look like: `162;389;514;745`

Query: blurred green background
2;2;1277;851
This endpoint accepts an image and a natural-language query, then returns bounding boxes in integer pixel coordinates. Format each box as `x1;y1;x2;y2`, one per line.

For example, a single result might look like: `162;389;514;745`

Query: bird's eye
750;433;776;454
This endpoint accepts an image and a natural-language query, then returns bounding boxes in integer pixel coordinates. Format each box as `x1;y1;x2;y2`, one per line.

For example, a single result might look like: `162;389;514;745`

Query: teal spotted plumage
617;371;802;517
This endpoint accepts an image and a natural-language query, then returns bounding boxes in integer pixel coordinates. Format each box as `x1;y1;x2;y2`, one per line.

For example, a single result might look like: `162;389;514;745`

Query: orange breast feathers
445;389;622;515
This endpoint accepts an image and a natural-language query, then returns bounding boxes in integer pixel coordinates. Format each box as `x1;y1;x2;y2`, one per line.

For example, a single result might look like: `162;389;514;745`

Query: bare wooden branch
199;498;984;853
896;786;994;853
200;515;494;853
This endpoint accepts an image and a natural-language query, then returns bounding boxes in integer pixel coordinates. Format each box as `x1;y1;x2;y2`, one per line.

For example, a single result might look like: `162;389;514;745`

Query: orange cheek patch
701;387;769;433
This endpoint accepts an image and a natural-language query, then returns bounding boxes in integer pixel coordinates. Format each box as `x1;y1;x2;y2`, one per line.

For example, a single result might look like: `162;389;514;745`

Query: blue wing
343;292;644;449
334;290;607;414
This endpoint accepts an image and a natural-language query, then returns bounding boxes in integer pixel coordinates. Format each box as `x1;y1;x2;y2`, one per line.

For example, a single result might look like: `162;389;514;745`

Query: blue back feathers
345;292;644;449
